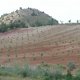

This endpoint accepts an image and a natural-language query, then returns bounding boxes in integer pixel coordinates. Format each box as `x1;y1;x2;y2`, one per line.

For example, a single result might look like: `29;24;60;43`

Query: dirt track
0;24;80;66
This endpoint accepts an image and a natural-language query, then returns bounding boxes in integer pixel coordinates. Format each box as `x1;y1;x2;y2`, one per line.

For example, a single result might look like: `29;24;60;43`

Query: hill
0;24;80;66
0;8;58;32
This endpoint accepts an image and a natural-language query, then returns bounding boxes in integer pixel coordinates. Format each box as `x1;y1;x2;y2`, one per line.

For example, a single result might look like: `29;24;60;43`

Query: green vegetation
0;18;58;32
0;8;58;32
0;63;80;80
0;13;8;18
48;18;58;25
0;20;26;32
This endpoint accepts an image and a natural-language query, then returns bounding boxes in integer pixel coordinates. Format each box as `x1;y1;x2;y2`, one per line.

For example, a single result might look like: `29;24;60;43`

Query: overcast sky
0;0;80;23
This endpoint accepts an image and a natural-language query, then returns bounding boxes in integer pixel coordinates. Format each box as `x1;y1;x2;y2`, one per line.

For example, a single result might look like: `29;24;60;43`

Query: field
0;24;80;67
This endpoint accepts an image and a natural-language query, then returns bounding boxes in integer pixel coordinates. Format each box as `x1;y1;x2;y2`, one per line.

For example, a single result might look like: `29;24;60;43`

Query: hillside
0;8;58;32
0;24;80;66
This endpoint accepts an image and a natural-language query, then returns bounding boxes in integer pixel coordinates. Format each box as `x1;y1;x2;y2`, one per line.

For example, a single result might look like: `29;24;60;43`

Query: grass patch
0;63;80;80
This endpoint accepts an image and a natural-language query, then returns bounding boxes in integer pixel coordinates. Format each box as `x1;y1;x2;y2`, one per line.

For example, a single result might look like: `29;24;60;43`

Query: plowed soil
0;25;80;66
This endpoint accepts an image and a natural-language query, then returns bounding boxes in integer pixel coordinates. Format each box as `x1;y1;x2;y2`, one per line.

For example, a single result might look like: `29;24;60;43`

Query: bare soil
0;25;80;66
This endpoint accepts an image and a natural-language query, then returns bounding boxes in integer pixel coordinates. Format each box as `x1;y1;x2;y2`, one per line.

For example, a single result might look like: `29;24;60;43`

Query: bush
0;23;8;32
1;14;8;18
67;62;76;71
18;64;31;78
31;10;37;16
75;70;80;80
0;64;78;80
0;20;26;32
33;64;63;80
0;67;18;76
35;21;43;27
48;18;58;25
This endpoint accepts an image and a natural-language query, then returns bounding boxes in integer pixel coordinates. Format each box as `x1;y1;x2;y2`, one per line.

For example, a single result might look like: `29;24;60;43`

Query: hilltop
0;8;58;32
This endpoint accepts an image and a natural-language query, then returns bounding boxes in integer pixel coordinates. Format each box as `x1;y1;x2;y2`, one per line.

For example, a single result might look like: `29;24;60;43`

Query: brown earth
0;24;80;66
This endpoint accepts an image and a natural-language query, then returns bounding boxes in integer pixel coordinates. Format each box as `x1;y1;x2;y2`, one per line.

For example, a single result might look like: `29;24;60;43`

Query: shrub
0;63;77;80
0;23;8;32
0;20;26;32
66;70;73;80
67;62;76;71
35;21;43;27
31;10;37;16
1;14;8;18
75;70;80;80
48;18;58;25
18;64;31;78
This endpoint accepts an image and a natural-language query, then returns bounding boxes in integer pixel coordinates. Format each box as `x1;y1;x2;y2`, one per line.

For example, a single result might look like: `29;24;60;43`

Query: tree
48;18;58;25
77;20;79;23
20;7;22;10
31;10;37;16
68;20;71;23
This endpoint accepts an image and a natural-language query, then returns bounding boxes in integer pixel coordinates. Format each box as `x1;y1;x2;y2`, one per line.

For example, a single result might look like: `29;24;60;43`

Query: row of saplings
0;62;80;80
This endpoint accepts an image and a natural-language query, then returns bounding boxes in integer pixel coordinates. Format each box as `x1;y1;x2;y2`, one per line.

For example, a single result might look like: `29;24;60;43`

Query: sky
0;0;80;23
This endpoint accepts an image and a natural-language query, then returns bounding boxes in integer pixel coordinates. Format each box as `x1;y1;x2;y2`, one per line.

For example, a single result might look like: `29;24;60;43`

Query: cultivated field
0;24;80;66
